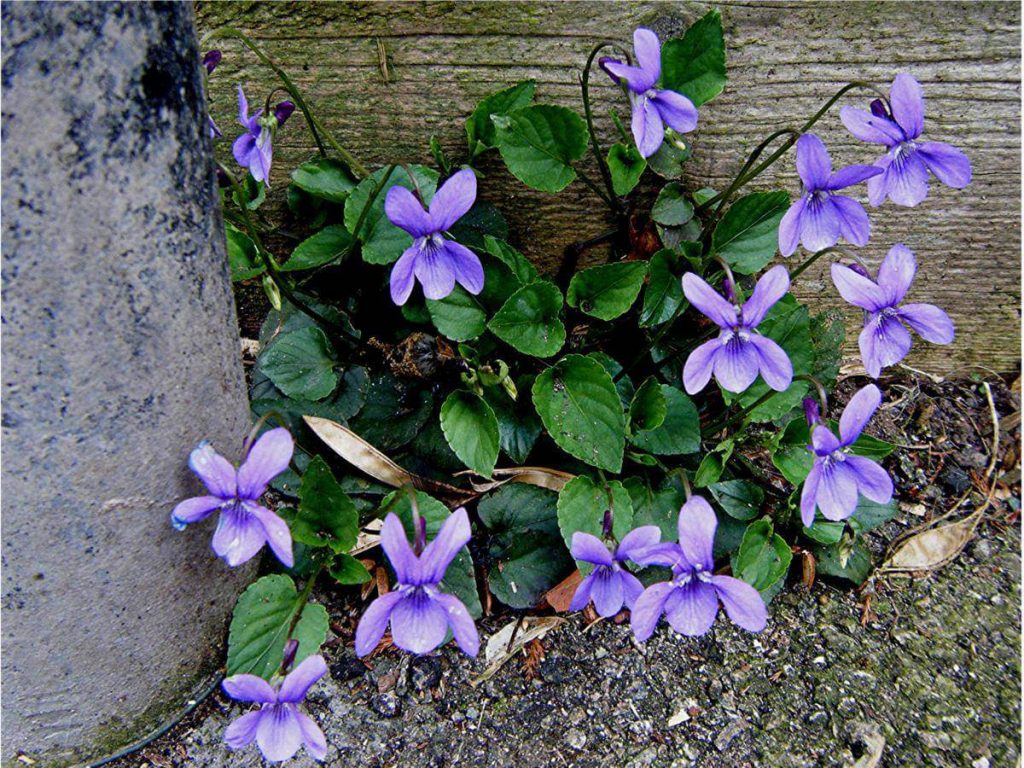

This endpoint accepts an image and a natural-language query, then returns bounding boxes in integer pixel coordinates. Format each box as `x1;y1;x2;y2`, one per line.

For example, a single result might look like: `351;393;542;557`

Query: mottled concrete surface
1;3;251;765
114;510;1020;768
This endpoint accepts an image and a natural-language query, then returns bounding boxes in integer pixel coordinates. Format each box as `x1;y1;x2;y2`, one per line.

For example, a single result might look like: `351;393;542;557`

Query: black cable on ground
83;672;224;768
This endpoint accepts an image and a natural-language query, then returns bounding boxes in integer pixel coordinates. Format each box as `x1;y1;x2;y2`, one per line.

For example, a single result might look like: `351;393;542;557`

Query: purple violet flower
569;526;661;617
682;265;794;395
841;73;971;207
232;86;293;185
831;244;954;378
354;508;479;657
778;134;882;256
223;654;328;763
800;384;894;527
385;168;484;305
601;28;698;158
171;427;294;568
630;496;767;640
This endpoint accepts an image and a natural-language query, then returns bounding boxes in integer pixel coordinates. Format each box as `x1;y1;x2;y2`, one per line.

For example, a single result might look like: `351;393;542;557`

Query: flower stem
610;109;630;144
208;28;369;178
580;42;629;214
705;387;779;435
351;165;397;243
614;298;688;382
574;168;615;209
309;113;370;178
795;374;829;418
696;129;800;220
286;563;325;642
657;325;719;370
694;81;887;215
676;469;692;501
790;244;870;284
557;229;618;289
218;163;358;346
788;246;833;282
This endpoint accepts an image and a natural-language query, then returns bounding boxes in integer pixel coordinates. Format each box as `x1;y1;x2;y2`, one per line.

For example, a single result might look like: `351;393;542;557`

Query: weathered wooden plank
196;1;1021;374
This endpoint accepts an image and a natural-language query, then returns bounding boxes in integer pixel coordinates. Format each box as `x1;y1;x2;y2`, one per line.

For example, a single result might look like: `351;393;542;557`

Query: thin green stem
218;163;357;345
788;246;833;282
286;563;325;640
614;300;688;382
713;254;738;298
309;113;370;178
609;109;630;144
208;28;368;178
352;165;396;241
581;42;628;213
699;129;799;219
790;244;870;284
794;374;829;417
677;469;692;501
575;168;615;208
695;81;887;215
705;387;779;434
658;325;719;369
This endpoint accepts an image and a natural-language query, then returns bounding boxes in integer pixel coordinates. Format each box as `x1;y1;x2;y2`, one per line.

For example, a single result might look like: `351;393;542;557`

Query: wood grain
196;1;1021;374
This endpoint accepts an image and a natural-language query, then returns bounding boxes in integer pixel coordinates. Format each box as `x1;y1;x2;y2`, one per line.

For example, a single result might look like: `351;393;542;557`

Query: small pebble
564;728;587;750
369;691;401;718
330;657;367;682
409;656;442;692
806;710;830;726
714;719;747;752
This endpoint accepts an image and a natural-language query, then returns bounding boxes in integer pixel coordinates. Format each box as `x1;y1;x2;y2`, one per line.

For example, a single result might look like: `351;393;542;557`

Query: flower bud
847;262;871;279
274;100;296;127
501;374;518;401
281;638;299;673
723;277;737;304
262;274;282;311
203;50;222;75
664;128;688;153
602;507;613;538
598;56;622;84
414;514;427;555
803;397;821;427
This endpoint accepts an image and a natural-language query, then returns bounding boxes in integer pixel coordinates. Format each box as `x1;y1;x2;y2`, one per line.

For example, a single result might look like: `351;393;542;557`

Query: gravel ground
116;375;1021;768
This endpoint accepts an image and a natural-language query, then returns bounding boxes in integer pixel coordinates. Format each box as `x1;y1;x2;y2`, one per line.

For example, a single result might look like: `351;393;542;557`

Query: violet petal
278;655;327;703
630;581;675;642
428;168;477;232
711;575;768;632
237;427;293;499
664;581;718;637
354;591;404;657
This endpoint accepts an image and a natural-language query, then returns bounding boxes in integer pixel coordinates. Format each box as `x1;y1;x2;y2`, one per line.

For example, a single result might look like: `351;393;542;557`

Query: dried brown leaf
472;616;564;686
880;514;980;573
801;551;816;589
542;570;583;612
459;466;575;493
303;416;413;488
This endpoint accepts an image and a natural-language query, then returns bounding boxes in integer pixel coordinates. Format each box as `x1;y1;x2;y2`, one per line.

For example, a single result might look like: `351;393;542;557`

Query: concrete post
2;3;252;765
